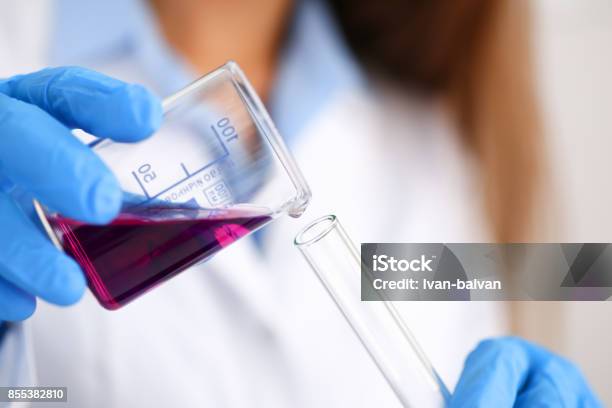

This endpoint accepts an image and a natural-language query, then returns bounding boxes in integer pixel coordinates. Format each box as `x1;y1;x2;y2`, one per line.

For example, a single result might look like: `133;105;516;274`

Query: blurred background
2;0;612;404
517;0;612;403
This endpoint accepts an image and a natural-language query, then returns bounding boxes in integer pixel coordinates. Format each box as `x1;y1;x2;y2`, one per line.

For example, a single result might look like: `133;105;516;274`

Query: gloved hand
450;336;602;407
0;66;162;321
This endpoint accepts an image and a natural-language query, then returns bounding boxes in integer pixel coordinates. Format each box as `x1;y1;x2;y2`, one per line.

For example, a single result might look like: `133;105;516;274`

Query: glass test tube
294;215;450;408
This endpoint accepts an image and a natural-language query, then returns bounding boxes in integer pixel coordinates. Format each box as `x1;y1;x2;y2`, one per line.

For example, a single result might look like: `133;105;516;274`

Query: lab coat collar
51;0;143;64
50;0;365;144
267;0;366;146
50;0;191;95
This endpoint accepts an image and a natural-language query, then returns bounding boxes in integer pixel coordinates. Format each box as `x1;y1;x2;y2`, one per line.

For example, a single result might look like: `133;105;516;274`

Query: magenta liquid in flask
35;62;311;309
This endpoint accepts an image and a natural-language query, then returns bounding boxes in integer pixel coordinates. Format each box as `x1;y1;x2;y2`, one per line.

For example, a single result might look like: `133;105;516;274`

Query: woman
0;0;599;406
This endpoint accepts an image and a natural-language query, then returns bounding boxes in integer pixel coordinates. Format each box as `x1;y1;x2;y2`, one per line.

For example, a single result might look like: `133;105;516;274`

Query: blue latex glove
0;67;162;321
451;336;602;407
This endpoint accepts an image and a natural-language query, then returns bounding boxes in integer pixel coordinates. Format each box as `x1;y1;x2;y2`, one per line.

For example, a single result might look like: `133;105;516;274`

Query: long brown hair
327;0;543;242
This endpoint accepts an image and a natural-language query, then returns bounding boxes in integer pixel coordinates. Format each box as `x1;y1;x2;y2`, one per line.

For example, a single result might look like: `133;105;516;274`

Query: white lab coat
0;3;507;407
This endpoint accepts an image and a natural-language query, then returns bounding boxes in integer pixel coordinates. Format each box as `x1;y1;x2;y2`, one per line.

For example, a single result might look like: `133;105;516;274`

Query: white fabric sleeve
0;322;37;388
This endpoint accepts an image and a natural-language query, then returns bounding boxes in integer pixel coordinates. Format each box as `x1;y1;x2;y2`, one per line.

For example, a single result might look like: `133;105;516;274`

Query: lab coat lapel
262;87;501;394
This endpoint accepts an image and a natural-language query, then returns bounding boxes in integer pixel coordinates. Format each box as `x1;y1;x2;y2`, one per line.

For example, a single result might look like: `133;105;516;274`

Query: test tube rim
294;214;339;247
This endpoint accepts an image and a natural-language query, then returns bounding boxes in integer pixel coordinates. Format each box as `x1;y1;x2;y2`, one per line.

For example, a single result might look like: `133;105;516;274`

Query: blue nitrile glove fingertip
122;84;163;140
50;256;86;306
0;279;37;321
4;296;36;321
0;296;36;324
89;172;122;224
13;296;36;320
144;87;164;132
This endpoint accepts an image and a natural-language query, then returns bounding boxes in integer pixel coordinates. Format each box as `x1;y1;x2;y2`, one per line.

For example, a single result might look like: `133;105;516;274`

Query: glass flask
36;61;311;310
